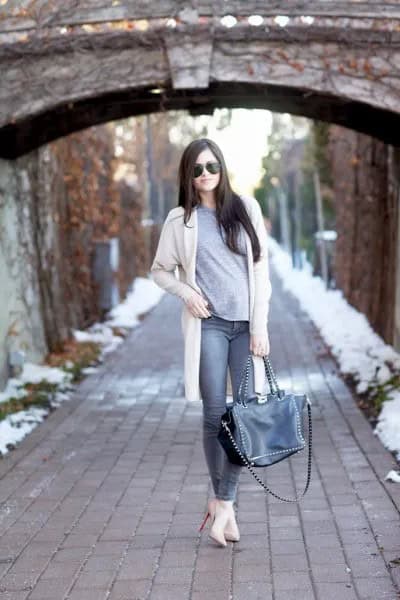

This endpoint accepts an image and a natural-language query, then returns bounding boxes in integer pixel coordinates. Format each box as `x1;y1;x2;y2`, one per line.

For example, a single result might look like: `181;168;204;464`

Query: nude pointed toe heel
209;504;229;547
209;500;240;547
199;499;240;544
224;513;240;542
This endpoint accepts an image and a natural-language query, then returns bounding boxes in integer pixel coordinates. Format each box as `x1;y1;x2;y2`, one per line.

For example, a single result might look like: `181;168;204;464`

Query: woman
150;138;272;547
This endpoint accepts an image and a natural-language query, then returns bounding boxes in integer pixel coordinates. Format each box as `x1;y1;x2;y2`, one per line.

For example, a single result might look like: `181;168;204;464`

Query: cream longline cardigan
150;194;272;402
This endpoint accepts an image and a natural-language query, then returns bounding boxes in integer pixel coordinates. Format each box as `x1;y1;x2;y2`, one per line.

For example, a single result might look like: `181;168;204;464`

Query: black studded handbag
217;355;312;502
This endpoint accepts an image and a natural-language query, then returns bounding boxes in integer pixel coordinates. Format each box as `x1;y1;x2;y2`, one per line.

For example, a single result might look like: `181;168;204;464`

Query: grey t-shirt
195;204;249;321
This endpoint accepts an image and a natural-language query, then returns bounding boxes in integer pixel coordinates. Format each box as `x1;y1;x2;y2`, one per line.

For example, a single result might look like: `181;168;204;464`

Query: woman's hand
250;333;270;357
184;289;212;319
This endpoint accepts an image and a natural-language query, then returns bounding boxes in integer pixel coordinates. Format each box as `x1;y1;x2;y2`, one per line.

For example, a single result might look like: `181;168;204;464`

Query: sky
170;108;274;196
204;108;273;195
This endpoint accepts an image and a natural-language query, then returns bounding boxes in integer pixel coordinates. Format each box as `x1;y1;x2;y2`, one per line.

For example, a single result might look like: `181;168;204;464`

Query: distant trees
255;113;398;345
254;114;334;272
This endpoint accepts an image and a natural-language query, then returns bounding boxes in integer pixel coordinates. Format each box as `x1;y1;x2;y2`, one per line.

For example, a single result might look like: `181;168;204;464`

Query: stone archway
0;2;400;157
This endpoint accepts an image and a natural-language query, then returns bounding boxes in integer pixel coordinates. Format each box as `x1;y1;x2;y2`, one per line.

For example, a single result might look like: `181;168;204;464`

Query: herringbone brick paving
0;265;399;600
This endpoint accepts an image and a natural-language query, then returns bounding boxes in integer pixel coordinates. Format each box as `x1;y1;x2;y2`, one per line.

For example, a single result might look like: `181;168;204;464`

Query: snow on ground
18;362;73;386
269;237;400;469
0;276;165;456
0;408;49;455
72;278;165;358
0;363;75;453
385;470;400;483
374;392;400;462
106;277;164;329
73;323;124;357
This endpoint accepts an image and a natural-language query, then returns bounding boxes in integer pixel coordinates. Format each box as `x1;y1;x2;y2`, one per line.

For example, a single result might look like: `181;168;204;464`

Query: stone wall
329;126;399;346
0;152;48;387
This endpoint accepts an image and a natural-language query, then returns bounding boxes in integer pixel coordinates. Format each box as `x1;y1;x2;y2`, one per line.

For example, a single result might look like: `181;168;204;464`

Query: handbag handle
237;354;282;405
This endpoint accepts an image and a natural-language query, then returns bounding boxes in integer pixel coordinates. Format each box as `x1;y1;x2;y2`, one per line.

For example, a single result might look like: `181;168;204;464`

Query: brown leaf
277;49;289;61
363;60;372;73
290;61;304;72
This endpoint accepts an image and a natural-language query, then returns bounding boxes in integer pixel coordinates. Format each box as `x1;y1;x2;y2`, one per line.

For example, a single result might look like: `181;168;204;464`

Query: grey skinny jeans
199;313;255;502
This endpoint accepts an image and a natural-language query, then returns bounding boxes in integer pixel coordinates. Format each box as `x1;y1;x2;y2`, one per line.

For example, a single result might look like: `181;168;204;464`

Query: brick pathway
0;266;400;600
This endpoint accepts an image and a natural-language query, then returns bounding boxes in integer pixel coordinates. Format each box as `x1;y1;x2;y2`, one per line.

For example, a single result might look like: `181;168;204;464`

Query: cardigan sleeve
150;218;193;302
250;199;272;336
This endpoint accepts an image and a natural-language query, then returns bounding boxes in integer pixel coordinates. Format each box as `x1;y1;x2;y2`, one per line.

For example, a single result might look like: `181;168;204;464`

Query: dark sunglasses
193;161;221;178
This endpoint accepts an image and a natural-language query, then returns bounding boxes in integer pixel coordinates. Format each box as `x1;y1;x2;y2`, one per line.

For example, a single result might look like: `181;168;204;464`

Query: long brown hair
177;138;261;262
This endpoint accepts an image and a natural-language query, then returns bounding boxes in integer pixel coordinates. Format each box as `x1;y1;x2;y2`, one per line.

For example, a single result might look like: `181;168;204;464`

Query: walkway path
0;266;399;600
